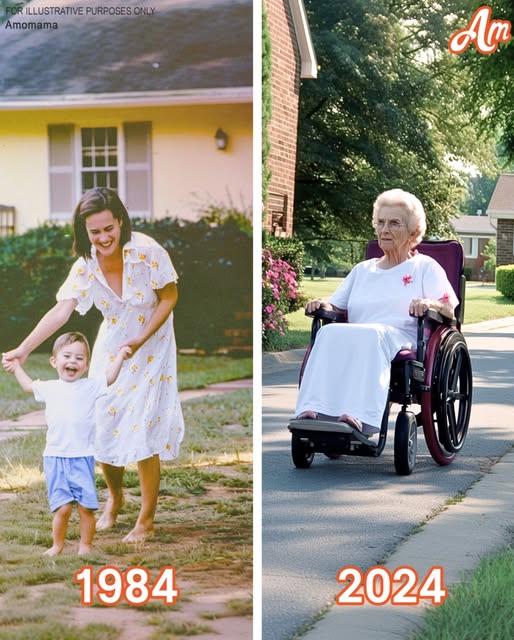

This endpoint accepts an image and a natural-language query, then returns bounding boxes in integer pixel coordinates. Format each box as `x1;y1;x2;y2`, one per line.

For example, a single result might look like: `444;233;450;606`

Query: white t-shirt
33;377;107;457
329;253;459;342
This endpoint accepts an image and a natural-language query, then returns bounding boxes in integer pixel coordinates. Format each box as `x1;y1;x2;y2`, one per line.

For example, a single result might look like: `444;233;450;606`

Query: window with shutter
48;122;152;219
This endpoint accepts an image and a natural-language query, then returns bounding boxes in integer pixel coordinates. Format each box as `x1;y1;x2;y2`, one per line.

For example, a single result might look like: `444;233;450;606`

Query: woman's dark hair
72;187;132;258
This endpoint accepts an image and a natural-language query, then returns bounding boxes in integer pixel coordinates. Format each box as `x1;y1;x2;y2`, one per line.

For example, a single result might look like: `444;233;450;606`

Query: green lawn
463;284;514;323
269;279;514;351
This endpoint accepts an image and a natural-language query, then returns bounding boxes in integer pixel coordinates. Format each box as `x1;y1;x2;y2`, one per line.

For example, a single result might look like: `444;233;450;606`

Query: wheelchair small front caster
291;433;315;468
394;411;417;475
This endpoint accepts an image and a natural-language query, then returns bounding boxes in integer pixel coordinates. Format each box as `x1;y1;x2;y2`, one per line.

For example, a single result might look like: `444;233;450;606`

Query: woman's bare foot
78;543;93;556
122;525;155;543
296;410;318;420
96;493;125;530
44;545;63;557
337;414;363;432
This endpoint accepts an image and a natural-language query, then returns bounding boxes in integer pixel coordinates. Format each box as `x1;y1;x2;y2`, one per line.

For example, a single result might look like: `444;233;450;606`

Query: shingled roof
487;173;514;216
0;0;252;105
451;215;495;236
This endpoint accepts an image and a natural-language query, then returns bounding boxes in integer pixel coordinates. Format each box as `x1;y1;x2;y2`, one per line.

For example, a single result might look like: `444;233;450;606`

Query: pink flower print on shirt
442;292;450;304
402;274;413;286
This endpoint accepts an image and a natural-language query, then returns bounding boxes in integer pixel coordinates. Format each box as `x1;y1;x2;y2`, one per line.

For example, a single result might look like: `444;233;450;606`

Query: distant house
263;0;317;237
487;173;514;267
0;0;252;234
451;214;496;280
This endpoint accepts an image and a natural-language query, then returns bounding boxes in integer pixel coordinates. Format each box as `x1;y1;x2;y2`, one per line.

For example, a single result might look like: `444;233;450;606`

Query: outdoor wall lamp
215;128;228;151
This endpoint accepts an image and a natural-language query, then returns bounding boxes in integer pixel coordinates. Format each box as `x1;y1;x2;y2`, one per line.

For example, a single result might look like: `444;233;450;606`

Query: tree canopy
294;0;499;244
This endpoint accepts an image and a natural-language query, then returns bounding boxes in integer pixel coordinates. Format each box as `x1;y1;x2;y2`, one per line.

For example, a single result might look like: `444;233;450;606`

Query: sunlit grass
463;284;514;324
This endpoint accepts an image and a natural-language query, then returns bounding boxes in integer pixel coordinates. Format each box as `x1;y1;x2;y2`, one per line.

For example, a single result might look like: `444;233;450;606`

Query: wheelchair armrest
305;306;347;346
305;306;348;323
422;309;451;325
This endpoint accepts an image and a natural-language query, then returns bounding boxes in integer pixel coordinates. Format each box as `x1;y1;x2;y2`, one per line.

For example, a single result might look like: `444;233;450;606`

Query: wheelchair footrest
289;418;377;446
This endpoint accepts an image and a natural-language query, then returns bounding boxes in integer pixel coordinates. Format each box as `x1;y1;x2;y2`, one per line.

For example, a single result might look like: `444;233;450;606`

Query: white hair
372;189;427;247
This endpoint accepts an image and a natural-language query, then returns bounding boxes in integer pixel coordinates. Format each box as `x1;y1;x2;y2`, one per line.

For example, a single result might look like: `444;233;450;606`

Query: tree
294;0;498;242
482;239;496;272
460;173;497;216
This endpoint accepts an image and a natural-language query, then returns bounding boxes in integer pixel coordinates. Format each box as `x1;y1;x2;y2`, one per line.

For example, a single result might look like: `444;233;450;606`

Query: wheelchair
288;240;473;476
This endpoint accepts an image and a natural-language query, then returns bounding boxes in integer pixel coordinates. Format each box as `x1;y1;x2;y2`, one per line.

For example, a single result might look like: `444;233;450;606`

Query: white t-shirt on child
32;378;107;457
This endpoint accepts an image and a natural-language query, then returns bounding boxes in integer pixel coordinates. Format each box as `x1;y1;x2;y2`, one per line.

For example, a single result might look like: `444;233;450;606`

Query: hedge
496;265;514;300
0;218;252;354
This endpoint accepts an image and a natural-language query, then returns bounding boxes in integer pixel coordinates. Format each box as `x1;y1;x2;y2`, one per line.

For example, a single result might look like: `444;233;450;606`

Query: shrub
133;218;252;352
262;248;300;350
0;217;252;354
265;235;304;275
496;265;514;300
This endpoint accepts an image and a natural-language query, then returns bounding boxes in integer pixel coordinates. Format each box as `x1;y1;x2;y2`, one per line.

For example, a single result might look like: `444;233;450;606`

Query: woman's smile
85;210;123;257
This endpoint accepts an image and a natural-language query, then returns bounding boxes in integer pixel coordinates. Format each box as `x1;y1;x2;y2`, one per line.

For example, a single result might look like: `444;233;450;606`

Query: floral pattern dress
57;232;185;466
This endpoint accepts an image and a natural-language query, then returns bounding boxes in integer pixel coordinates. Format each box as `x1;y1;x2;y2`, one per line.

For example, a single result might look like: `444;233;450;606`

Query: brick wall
497;218;514;266
264;0;301;237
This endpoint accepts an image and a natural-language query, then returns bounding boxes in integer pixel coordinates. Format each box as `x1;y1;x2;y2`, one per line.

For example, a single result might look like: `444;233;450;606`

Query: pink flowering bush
262;248;300;349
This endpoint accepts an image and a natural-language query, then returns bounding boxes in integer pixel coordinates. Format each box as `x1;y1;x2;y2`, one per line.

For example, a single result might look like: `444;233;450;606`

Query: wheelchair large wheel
394;411;417;476
291;433;315;468
421;329;472;465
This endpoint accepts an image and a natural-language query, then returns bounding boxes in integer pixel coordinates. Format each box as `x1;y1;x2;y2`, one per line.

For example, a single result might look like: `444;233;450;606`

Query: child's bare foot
122;525;154;543
44;545;63;557
96;494;125;530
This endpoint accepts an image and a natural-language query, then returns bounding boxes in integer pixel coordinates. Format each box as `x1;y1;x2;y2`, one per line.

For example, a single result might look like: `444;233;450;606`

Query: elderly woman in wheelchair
290;188;472;475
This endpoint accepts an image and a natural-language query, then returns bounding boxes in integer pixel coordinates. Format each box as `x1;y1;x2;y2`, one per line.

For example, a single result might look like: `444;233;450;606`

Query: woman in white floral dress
3;188;184;542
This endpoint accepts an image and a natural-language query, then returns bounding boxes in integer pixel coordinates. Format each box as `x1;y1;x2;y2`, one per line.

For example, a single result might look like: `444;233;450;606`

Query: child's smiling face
50;340;89;382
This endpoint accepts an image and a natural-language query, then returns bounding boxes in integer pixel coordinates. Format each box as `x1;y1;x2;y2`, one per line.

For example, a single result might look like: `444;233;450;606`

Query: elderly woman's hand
409;298;434;317
410;297;454;320
305;299;332;314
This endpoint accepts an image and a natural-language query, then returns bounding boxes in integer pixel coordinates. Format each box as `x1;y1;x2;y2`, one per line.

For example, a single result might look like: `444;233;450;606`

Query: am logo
448;5;512;55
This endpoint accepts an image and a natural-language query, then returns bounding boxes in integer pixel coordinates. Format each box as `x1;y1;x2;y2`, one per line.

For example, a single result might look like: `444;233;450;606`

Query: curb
462;315;514;333
262;348;305;376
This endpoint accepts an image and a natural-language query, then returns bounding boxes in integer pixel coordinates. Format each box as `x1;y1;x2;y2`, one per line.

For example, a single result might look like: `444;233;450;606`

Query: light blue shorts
43;456;99;512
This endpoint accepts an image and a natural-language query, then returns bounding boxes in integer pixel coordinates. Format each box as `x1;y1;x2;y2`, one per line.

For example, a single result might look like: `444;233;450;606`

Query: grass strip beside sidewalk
412;546;514;640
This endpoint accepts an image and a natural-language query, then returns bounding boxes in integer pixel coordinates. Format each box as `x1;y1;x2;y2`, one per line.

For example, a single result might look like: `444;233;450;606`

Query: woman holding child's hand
2;187;184;542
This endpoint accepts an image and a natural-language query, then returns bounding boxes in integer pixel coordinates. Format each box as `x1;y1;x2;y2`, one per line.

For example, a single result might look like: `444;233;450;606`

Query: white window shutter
48;124;75;218
123;122;152;218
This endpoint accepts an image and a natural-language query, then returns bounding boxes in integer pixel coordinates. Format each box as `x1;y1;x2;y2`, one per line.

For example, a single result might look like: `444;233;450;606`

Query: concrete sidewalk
263;316;514;639
0;378;252;441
